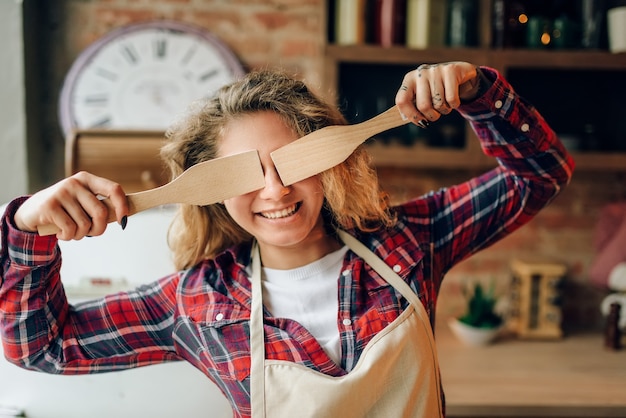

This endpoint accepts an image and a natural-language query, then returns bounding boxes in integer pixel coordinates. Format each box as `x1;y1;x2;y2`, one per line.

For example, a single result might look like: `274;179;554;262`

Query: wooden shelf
323;45;626;172
366;142;492;170
325;45;626;70
325;44;491;66
489;48;626;71
365;146;626;173
570;152;626;172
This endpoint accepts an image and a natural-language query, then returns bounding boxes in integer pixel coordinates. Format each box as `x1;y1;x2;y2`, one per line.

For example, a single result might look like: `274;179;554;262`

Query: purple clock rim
58;19;247;138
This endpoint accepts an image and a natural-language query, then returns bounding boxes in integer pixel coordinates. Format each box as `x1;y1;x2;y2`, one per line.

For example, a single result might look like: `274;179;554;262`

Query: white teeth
261;204;298;219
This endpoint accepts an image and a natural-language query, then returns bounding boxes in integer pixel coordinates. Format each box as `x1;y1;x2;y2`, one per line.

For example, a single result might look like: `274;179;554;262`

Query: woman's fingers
13;172;128;240
396;61;478;126
75;171;129;226
60;172;129;239
51;182;96;239
413;65;442;123
395;72;428;125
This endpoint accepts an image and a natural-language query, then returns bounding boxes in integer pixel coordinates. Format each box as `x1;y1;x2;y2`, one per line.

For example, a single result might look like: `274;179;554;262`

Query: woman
1;62;573;417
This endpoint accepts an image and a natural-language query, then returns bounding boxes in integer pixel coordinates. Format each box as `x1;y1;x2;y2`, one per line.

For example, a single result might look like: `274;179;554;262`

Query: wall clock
59;20;245;137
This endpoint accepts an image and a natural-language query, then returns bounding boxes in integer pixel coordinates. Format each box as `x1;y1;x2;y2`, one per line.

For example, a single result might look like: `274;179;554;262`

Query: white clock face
60;21;245;136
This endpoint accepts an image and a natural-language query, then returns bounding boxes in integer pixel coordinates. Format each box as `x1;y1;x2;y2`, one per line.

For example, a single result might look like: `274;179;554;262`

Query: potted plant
448;280;503;347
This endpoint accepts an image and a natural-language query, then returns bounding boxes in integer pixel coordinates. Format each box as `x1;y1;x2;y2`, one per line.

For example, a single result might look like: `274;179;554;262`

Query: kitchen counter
436;326;626;418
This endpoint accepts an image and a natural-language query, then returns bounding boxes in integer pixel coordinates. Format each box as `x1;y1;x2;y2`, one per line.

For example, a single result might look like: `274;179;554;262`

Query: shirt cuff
1;196;59;268
457;66;499;113
460;66;493;105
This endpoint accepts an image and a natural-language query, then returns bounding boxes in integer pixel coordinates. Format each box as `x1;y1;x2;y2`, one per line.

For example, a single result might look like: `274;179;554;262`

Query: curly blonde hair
161;69;395;270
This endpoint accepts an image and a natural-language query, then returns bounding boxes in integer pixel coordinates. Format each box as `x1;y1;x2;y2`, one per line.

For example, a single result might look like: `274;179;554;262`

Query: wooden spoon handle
361;106;407;132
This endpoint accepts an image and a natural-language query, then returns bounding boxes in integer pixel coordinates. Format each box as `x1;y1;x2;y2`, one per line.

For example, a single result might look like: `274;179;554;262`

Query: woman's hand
395;61;479;127
14;171;129;240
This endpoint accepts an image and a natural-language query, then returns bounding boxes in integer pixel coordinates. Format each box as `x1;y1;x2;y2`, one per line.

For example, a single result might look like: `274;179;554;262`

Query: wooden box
66;130;169;193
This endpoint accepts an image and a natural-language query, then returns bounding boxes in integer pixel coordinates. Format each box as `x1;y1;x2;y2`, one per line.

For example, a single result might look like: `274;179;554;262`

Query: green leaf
459;280;502;329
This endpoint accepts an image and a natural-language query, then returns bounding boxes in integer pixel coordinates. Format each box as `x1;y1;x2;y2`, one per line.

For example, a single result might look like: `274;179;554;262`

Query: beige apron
249;230;443;417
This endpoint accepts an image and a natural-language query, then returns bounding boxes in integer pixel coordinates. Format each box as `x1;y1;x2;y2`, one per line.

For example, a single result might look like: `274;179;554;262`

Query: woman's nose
259;165;291;200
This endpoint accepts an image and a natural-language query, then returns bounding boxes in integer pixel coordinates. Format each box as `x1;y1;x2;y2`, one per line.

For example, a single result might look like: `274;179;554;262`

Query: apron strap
250;242;265;415
337;230;422;309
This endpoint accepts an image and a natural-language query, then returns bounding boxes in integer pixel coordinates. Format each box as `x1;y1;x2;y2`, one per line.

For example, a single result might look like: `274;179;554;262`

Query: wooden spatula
270;106;409;186
38;150;265;236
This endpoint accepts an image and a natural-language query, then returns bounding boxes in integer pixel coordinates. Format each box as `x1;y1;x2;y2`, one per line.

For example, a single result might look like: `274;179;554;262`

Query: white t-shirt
261;246;348;364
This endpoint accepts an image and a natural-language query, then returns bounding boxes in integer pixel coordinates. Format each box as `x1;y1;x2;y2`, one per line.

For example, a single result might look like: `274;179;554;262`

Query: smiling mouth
259;202;301;219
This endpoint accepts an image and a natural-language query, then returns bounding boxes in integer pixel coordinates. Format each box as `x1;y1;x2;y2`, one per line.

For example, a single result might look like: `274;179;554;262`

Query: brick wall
63;0;326;84
37;0;620;331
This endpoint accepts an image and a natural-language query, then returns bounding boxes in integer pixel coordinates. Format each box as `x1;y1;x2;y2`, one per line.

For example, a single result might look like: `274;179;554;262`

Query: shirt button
393;264;402;273
342;318;352;326
521;123;530;132
215;313;224;321
494;100;503;109
342;270;350;277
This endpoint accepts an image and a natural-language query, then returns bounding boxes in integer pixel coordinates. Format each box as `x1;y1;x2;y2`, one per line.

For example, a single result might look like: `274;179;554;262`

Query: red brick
279;39;321;58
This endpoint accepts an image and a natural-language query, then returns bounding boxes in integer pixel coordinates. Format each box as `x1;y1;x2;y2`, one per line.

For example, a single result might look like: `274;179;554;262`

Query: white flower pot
448;317;501;347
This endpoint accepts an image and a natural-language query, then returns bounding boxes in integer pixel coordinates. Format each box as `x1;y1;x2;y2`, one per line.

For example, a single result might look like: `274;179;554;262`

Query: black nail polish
121;216;128;230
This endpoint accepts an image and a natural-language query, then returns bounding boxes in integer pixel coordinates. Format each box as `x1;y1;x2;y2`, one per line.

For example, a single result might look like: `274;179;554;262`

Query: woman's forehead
218;111;298;158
